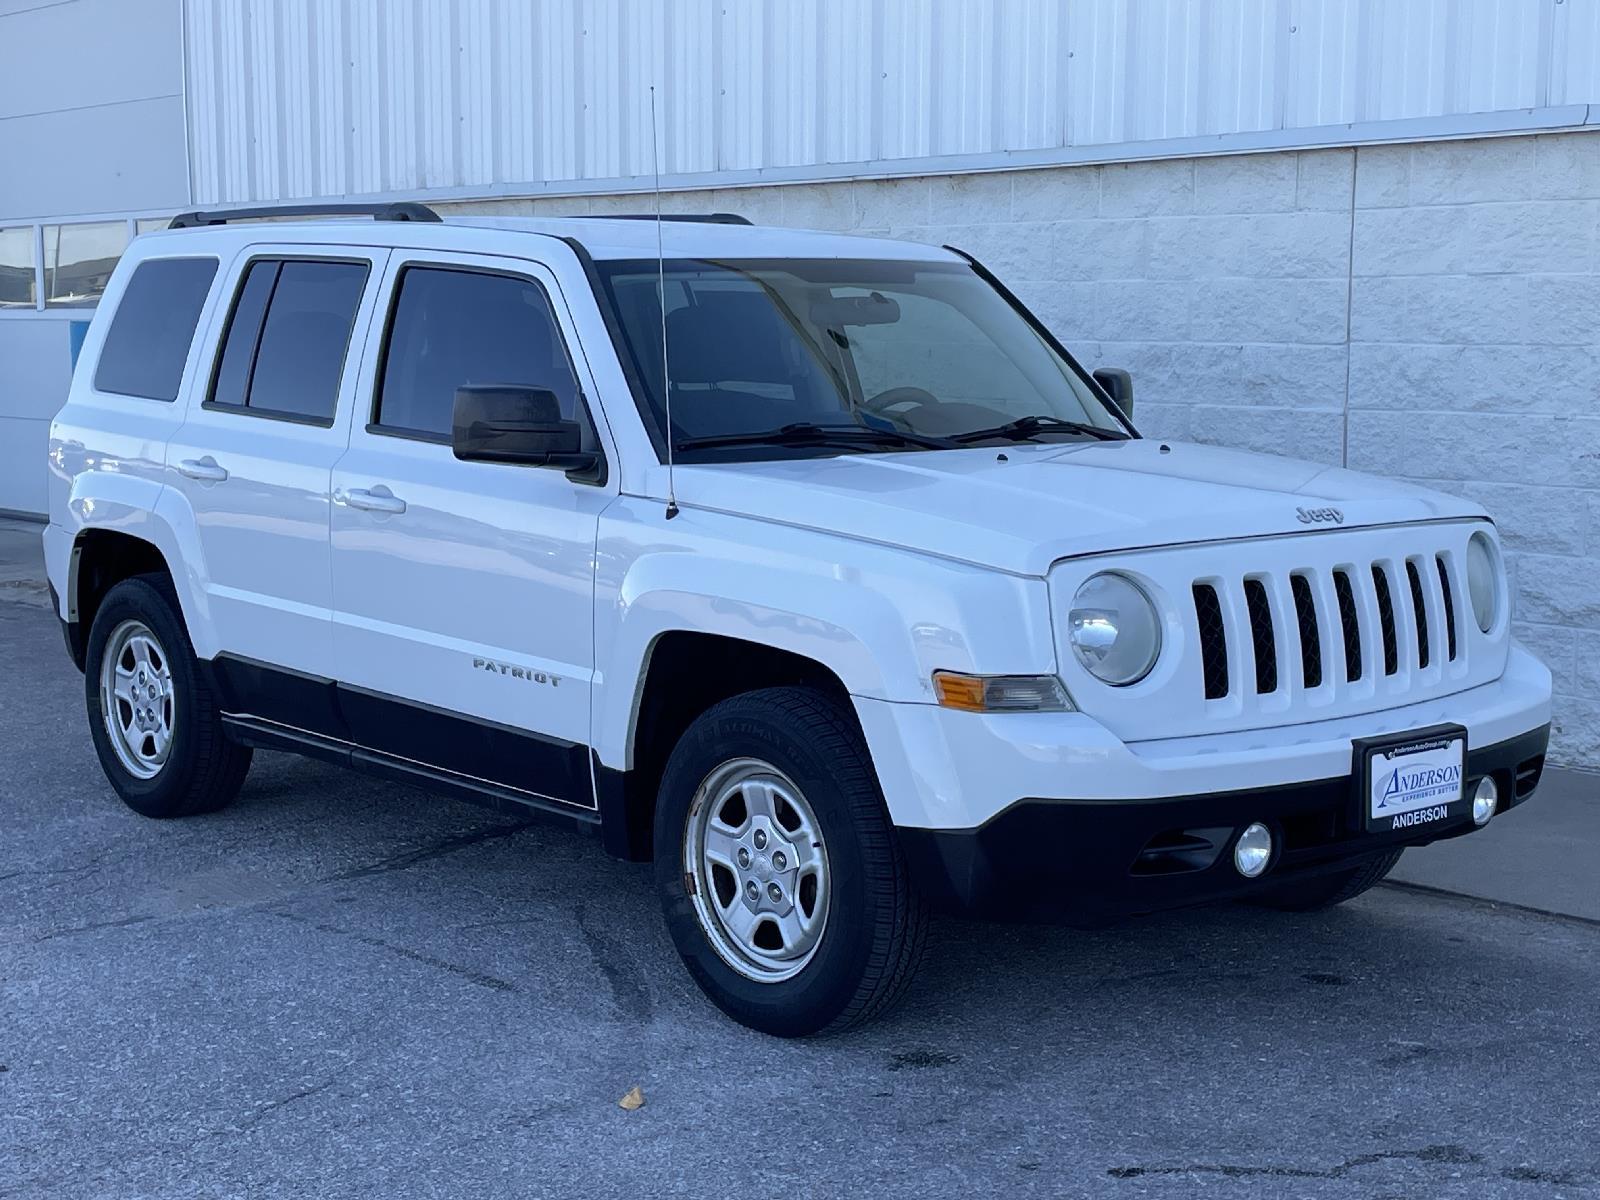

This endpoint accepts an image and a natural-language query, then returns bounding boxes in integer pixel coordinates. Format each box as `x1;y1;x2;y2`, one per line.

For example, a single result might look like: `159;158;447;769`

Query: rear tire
84;575;252;818
1252;849;1403;912
654;687;926;1037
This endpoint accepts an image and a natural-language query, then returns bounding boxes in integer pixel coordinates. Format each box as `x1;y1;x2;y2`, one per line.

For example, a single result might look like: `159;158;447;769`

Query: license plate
1355;726;1468;834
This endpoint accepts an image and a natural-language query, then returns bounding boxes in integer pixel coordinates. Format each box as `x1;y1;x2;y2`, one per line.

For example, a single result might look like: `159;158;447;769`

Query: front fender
591;499;1058;770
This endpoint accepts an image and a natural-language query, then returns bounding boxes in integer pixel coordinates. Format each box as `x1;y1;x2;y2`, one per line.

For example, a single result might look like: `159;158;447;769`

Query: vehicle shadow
208;748;1575;1062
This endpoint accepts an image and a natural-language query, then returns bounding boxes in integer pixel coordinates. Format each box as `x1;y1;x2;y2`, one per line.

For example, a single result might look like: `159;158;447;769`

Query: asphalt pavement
2;527;1598;1198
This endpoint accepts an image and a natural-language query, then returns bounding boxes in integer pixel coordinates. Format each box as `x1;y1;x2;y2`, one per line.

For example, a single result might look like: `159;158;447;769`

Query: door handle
177;456;228;483
338;486;407;515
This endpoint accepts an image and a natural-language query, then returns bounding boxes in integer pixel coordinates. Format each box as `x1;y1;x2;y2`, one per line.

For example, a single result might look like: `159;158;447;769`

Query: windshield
593;257;1131;461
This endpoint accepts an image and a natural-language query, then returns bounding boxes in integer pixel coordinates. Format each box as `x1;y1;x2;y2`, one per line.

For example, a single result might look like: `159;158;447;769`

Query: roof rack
585;213;752;225
168;202;442;230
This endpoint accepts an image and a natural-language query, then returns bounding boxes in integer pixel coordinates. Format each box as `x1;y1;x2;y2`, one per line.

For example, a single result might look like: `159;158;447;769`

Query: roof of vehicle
135;213;964;264
456;216;961;262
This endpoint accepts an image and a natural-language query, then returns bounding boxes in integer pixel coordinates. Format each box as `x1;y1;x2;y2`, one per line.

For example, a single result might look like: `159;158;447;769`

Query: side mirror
451;384;596;472
1092;367;1134;420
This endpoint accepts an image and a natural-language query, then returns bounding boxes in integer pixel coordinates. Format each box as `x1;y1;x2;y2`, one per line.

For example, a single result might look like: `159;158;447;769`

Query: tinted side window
376;267;580;439
208;258;368;423
94;258;219;401
210;260;277;408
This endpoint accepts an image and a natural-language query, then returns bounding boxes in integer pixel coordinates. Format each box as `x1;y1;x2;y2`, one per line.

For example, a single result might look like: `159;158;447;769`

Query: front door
329;252;614;809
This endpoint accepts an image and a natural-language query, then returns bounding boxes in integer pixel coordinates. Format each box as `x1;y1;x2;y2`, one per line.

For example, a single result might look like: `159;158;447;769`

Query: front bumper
898;723;1549;922
855;642;1551;828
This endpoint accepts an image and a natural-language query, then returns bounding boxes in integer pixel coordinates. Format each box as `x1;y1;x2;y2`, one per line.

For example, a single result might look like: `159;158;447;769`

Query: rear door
328;251;614;809
166;245;388;713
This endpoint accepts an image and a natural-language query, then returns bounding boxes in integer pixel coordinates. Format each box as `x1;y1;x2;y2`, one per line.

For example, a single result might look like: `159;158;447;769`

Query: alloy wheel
99;619;175;780
683;757;831;983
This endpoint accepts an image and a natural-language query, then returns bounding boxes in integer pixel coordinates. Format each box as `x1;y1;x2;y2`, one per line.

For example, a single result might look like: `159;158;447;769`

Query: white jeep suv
46;204;1552;1036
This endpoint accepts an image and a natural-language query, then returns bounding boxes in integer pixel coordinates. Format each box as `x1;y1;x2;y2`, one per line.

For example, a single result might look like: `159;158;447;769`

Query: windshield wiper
951;415;1129;444
675;422;955;453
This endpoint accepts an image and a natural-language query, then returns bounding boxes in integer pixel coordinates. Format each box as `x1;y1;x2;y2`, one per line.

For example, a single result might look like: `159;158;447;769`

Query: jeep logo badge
1296;506;1344;526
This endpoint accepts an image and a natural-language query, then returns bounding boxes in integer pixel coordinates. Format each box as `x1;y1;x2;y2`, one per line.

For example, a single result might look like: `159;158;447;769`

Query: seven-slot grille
1191;552;1464;702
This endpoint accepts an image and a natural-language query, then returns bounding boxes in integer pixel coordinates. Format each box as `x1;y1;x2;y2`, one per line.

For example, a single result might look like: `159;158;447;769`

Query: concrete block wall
1343;134;1600;770
460;130;1600;768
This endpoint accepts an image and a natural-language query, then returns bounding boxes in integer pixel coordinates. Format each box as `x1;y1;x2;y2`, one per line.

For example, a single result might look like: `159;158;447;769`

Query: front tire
654;687;926;1037
84;575;252;818
1252;849;1403;912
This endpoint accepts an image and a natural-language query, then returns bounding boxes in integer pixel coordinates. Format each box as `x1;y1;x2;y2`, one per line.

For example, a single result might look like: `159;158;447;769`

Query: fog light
1234;822;1273;878
1472;776;1499;826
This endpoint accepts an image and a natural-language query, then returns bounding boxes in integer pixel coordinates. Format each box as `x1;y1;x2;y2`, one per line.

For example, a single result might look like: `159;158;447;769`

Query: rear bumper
899;723;1549;922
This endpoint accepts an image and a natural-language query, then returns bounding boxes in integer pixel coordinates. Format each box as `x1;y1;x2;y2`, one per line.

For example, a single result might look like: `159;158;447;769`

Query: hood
673;439;1487;576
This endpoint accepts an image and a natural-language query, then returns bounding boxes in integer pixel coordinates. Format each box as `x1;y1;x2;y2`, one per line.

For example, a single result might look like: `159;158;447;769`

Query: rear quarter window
93;257;220;401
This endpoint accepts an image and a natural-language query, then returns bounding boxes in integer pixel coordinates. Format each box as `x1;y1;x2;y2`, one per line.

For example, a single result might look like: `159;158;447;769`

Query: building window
0;226;35;309
43;221;129;307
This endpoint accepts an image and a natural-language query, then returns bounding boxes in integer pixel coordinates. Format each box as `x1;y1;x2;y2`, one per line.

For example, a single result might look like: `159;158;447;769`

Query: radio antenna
651;85;679;520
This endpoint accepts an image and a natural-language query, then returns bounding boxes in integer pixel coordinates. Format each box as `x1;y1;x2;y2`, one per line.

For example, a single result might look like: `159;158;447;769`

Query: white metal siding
0;0;187;219
184;0;1600;207
171;0;1600;205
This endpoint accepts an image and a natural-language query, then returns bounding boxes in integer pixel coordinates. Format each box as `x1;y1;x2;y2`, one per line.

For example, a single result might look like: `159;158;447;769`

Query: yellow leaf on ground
618;1085;644;1111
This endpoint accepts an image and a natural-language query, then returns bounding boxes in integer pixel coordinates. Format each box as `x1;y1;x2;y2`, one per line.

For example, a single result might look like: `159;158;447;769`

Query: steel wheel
683;757;831;983
99;618;175;780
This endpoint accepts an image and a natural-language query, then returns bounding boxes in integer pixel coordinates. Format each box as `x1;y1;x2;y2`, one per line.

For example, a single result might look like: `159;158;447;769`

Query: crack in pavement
0;862;103;885
1501;1164;1599;1187
1109;1143;1480;1180
268;909;520;994
323;820;537;884
26;913;156;944
572;903;654;1023
1105;1143;1597;1185
233;1069;351;1133
9;822;538;948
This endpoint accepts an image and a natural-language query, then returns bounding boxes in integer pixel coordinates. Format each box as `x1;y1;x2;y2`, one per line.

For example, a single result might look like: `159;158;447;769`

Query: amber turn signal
932;671;1073;713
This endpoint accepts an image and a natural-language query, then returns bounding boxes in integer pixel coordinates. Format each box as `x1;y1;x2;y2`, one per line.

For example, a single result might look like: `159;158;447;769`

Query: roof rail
585;213;752;226
168;202;442;229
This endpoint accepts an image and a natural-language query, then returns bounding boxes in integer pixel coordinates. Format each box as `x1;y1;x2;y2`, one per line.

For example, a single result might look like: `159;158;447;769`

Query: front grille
1190;547;1467;704
1290;573;1323;689
1192;583;1229;700
1436;555;1458;661
1406;559;1430;670
1372;564;1399;676
1243;578;1277;694
1333;569;1362;682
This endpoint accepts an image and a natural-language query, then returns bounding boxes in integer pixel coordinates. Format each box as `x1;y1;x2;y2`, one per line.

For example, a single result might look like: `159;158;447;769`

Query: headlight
1068;572;1162;685
1465;532;1500;633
